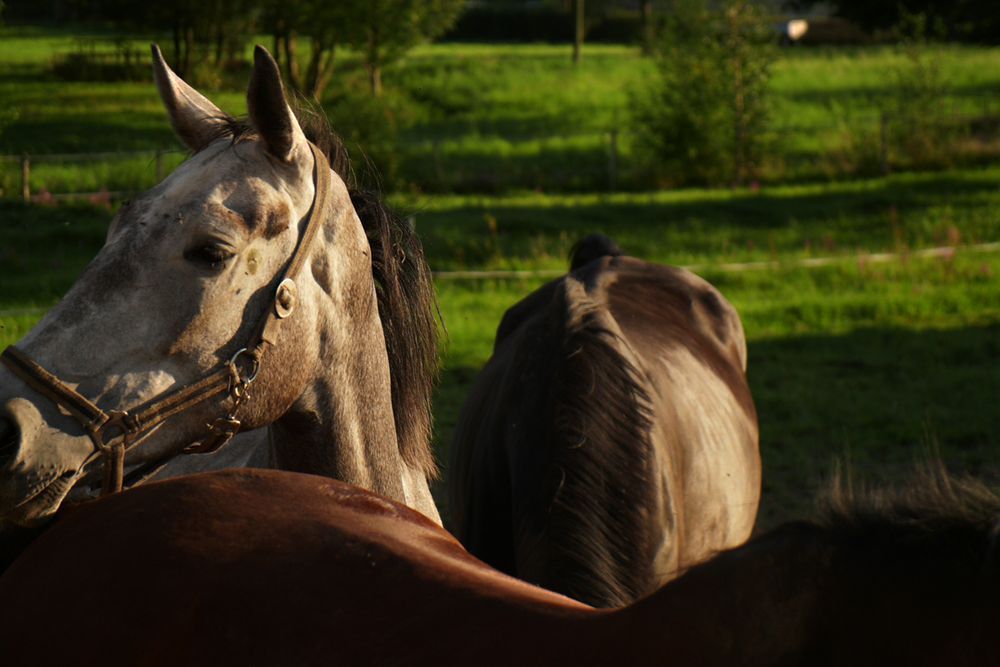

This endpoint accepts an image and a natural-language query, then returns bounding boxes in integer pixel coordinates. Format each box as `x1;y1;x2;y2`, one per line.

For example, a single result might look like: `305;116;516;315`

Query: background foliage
631;0;775;186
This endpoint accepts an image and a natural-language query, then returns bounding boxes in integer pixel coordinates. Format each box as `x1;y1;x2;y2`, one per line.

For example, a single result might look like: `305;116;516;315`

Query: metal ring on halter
93;410;137;452
228;347;261;386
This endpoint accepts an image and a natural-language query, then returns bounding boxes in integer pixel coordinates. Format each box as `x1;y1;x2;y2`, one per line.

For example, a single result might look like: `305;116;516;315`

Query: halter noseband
0;142;332;496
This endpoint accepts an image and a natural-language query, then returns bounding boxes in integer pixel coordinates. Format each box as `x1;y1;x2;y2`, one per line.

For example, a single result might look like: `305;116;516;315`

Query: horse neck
269;232;439;523
593;524;832;666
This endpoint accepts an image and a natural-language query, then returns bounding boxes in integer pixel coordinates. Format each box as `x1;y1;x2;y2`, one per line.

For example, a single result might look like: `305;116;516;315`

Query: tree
640;0;655;54
260;0;345;100
573;0;585;63
885;11;956;168
568;0;616;64
631;0;775;186
66;0;258;79
340;0;465;96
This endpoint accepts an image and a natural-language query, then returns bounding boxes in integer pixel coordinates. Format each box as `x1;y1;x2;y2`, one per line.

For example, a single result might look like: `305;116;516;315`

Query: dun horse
0;45;440;526
1;467;997;666
448;235;760;606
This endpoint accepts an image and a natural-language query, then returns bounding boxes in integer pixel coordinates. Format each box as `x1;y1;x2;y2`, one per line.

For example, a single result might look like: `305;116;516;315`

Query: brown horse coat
448;237;760;606
1;468;997;666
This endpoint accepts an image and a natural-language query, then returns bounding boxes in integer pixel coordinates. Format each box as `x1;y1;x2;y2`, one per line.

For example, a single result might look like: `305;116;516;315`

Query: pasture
0;29;998;529
3;179;999;527
3;28;1000;192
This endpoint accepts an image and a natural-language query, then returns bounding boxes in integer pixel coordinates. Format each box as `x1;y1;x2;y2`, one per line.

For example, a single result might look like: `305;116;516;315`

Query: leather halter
0;142;333;496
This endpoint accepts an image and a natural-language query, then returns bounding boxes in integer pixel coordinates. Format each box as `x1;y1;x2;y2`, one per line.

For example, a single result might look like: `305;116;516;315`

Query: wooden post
155;149;165;181
573;0;585;64
432;139;444;191
641;0;655;54
20;155;30;202
608;128;618;191
879;112;890;176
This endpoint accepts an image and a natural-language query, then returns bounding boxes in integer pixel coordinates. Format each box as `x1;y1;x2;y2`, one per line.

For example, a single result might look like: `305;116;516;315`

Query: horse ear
150;44;228;153
247;45;306;162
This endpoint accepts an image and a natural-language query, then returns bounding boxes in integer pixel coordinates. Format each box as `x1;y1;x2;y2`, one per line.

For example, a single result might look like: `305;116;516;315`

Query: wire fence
1;108;996;201
0;149;173;202
430;241;1000;280
0;243;994;314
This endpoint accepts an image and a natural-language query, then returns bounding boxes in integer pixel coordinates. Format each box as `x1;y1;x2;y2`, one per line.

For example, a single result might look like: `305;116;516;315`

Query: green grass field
3;183;998;527
2;28;1000;192
1;30;999;529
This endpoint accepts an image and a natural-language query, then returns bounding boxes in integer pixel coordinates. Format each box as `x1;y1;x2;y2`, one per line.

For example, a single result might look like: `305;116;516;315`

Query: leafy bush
326;89;421;191
50;39;149;82
884;13;963;170
820;113;885;179
630;0;775;187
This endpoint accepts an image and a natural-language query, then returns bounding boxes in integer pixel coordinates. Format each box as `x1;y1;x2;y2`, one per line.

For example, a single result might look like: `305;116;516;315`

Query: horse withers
0;45;440;526
448;235;760;606
1;467;996;666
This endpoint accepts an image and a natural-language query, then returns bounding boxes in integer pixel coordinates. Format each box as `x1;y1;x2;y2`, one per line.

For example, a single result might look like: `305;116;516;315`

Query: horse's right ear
151;44;228;152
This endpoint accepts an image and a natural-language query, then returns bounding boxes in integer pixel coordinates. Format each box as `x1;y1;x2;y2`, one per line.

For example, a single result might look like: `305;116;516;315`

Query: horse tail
568;234;623;272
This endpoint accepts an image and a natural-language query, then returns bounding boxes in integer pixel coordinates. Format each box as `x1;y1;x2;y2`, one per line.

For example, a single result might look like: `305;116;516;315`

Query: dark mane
208;109;353;184
349;190;439;477
205;106;439;478
517;279;657;607
816;463;1000;576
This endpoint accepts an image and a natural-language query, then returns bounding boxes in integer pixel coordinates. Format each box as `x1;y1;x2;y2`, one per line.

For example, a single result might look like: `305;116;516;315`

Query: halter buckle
94;410;135;496
92;410;138;452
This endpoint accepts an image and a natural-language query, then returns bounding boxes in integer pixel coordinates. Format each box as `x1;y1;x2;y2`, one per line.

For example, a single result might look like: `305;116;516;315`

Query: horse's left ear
247;45;307;162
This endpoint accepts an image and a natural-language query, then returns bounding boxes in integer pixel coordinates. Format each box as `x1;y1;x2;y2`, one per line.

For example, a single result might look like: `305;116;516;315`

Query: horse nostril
0;416;21;470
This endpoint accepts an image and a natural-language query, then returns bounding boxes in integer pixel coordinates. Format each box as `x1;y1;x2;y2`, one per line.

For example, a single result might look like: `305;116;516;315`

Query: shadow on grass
0;201;108;305
415;169;1000;268
781;82;1000;109
431;323;1000;531
2;116;176;154
750;323;1000;530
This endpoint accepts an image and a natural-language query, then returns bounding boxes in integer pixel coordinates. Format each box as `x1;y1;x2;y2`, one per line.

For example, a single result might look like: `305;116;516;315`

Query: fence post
432;139;444;191
608;128;619;191
155;149;164;181
20;155;30;202
879;112;890;176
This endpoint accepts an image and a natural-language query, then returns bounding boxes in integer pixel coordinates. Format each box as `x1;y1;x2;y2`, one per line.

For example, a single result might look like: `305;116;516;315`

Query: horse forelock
517;275;658;607
200;106;353;185
201;106;439;478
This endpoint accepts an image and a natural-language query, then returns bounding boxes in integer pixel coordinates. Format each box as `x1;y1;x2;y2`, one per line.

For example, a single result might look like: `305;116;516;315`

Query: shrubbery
630;0;775;187
886;12;961;170
50;39;149;82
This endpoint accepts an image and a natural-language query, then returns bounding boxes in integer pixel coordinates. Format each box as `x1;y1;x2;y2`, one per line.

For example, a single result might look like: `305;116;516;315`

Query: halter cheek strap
0;141;332;495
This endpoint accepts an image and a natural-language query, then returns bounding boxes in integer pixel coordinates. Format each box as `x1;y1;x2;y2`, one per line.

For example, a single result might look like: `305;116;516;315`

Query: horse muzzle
0;397;94;526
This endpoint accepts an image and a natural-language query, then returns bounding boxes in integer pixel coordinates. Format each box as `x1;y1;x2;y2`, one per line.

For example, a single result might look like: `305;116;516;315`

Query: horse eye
184;244;235;271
